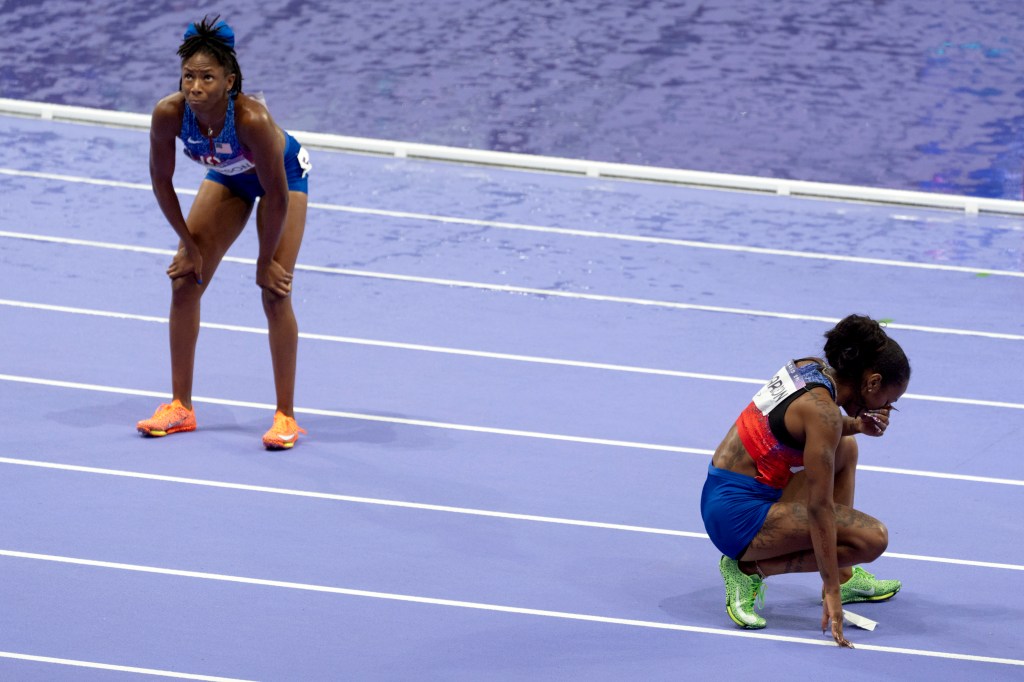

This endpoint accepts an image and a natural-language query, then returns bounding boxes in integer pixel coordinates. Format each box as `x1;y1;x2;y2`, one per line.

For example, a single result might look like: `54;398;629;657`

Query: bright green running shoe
719;556;766;629
840;566;901;604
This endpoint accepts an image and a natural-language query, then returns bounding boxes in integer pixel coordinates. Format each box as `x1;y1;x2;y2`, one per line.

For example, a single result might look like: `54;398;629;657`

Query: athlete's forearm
808;503;841;593
841;416;863;437
151;180;194;248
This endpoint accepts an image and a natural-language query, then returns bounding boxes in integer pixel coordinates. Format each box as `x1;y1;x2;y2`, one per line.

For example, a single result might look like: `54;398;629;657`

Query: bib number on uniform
752;361;806;416
297;146;312;178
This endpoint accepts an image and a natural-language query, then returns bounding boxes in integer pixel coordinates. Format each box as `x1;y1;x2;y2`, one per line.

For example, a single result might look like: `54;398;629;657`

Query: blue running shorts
700;463;783;560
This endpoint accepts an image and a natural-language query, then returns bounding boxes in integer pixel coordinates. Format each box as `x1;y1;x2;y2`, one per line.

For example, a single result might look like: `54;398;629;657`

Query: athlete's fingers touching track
822;594;853;648
830;618;853;648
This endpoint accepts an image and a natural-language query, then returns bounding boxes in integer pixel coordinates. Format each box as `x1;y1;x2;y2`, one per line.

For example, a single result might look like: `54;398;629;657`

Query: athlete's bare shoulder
151;93;185;141
234;93;274;127
780;384;840;447
153;92;186;116
233;93;284;155
795;386;842;434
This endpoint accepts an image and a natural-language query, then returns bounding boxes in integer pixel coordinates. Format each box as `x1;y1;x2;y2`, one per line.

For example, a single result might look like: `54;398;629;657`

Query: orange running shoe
262;411;307;450
136;399;196;437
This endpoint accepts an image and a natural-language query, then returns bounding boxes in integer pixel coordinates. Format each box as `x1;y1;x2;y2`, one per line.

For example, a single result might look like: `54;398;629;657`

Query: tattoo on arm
808;391;842;433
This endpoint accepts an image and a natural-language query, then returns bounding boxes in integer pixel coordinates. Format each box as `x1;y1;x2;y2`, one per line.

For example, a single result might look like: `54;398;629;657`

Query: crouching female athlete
136;16;311;449
701;314;910;647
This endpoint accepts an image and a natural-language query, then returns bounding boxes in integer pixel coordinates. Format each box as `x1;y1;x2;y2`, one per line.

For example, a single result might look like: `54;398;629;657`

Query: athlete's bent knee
862;519;889;562
875;520;889;556
836;435;859;468
841;513;888;564
170;274;204;304
261;287;292;316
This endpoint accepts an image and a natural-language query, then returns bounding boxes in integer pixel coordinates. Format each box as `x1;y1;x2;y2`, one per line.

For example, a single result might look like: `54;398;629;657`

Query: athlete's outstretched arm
797;390;852;647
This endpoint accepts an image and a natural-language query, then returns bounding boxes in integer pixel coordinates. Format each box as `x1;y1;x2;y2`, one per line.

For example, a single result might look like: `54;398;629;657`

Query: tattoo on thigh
835;505;873;529
750;502;808;554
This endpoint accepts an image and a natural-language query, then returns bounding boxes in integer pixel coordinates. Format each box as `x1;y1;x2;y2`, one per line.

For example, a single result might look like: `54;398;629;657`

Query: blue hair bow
183;19;235;48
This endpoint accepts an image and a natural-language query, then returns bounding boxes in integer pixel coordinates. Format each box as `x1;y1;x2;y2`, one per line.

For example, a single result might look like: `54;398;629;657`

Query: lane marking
1;456;1021;570
0;373;707;455
2;166;1022;279
2;374;1023;486
894;393;1024;410
2;231;1022;341
0;167;160;192
9;297;1023;410
881;552;1024;571
0;299;765;385
1;549;1021;665
0;651;253;681
856;464;1024;485
307;201;1024;278
0;457;708;539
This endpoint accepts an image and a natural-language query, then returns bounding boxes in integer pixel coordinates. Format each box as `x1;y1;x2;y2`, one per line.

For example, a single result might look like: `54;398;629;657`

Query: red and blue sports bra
735;359;836;489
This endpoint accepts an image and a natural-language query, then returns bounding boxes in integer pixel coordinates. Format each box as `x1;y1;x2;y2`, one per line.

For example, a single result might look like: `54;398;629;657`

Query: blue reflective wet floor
2;0;1023;196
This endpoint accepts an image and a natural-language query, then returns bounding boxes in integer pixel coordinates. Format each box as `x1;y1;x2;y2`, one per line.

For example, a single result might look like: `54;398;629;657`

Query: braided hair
178;15;243;95
824;314;911;387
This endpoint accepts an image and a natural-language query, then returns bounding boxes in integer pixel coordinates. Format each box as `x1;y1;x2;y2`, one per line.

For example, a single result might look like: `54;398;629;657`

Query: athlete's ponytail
824;314;910;387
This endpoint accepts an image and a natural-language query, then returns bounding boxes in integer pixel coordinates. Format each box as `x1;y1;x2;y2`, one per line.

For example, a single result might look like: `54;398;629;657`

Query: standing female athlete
700;314;910;647
136;16;311;449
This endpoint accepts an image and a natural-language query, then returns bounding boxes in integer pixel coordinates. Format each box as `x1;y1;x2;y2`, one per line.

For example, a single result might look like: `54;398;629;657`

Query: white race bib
208;155;256;176
751;361;807;416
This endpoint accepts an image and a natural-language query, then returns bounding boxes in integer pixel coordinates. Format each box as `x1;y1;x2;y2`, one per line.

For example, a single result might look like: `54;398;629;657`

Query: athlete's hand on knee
256;259;293;297
167;246;204;284
822;592;853;648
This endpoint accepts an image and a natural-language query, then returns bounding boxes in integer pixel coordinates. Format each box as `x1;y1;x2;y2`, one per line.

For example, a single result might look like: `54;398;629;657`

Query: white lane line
1;456;1021;570
0;457;707;539
0;373;706;455
0;650;253;681
0;300;1012;409
898;392;1024;410
306;201;1024;278
881;553;1024;571
2;374;1024;487
857;464;1024;486
2;166;1022;279
0;167;162;192
0;299;762;385
2;549;1021;666
2;230;1022;342
3;298;1023;410
0;229;176;256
